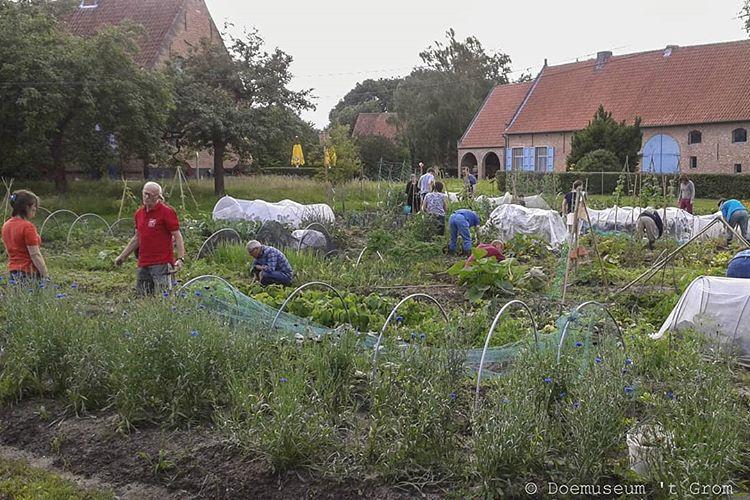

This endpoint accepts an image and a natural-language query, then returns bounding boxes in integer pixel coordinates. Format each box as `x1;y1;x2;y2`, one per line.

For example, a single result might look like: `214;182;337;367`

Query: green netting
180;278;620;377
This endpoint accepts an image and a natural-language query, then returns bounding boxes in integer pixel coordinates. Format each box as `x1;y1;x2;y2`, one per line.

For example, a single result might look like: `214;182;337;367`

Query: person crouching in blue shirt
727;249;750;278
247;240;293;286
718;198;749;245
448;209;480;255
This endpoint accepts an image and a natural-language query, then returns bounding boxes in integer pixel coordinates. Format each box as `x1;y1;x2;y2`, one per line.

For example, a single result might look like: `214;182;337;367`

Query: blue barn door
642;134;680;173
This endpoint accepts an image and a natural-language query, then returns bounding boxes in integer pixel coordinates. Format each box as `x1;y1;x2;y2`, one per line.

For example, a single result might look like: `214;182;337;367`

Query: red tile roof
458;82;532;148
507;39;750;134
352;113;400;141
65;0;186;68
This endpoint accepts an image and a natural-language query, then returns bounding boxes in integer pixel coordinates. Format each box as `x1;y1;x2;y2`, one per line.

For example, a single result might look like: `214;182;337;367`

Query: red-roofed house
64;0;230;178
459;39;750;178
352;112;400;142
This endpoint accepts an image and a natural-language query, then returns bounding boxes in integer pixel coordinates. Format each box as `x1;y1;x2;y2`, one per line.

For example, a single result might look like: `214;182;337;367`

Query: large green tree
567;105;642;172
394;29;511;167
743;0;750;33
0;0;172;191
169;30;313;195
328;78;402;132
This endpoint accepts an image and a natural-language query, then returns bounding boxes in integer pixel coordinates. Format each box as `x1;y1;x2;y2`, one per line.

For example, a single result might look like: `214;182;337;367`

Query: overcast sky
205;0;747;129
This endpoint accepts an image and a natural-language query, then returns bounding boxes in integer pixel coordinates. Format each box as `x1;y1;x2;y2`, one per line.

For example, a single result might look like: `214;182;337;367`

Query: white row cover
291;229;327;249
212;196;335;228
484;204;568;248
653;276;750;366
476;193;551;210
585;206;723;241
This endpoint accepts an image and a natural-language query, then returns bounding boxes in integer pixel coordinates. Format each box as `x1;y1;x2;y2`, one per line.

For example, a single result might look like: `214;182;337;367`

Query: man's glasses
142;192;159;199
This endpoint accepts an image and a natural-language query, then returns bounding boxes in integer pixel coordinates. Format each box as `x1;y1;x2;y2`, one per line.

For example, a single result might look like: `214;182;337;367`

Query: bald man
115;181;185;295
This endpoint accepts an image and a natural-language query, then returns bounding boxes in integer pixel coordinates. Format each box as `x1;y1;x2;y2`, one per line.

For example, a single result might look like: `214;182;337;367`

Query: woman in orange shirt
2;190;48;281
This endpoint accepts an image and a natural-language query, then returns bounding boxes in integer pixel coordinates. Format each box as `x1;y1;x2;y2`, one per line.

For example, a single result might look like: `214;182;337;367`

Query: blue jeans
260;270;293;286
727;209;749;243
449;213;472;253
727;254;750;278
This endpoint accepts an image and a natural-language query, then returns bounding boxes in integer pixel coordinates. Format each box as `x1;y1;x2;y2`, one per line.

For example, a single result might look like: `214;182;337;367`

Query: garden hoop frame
176;274;241;310
555;301;625;364
296;222;333;252
109;217;135;235
271;281;351;331
354;246;385;268
195;228;242;260
371;293;449;377
474;299;539;408
65;213;112;247
39;209;79;237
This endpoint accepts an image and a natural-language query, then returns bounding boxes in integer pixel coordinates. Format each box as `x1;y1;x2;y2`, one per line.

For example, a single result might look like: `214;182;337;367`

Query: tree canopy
0;0;172;191
393;29;511;168
567;105;642;172
168;29;313;195
328;78;402;133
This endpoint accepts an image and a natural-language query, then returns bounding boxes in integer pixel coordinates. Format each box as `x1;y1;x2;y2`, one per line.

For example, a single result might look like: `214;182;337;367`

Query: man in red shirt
465;240;505;266
114;182;185;295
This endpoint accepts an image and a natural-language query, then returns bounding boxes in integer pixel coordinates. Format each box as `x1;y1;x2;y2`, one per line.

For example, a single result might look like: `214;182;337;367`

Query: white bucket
626;425;670;477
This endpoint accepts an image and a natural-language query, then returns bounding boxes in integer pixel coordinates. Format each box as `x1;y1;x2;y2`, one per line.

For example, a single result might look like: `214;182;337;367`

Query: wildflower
594;356;602;364
190;330;199;337
665;391;675;400
162;291;169;297
195;291;202;297
572;400;581;409
70;282;78;289
280;377;288;383
575;341;583;347
0;276;3;282
410;332;417;340
625;358;633;365
171;306;177;312
38;281;46;289
419;333;426;341
395;315;404;323
501;396;510;404
55;293;65;299
8;279;16;285
124;331;133;339
559;391;566;398
179;292;188;299
622;368;629;374
624;386;635;395
543;377;553;384
203;285;210;290
449;392;457;401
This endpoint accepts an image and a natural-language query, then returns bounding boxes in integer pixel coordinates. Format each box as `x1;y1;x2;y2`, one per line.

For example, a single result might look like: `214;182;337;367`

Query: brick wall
506;132;573;172
457;148;503;178
156;0;223;64
642;122;750;174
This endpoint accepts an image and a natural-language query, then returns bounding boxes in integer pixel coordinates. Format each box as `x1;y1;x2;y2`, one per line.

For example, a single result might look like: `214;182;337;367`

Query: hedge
257;167;320;178
494;171;750;199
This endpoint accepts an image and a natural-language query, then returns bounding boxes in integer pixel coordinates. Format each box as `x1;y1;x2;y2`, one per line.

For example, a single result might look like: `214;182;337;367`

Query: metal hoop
40;209;79;236
271;281;351;331
66;213;112;246
296;222;332;252
176;274;241;310
195;228;242;259
355;246;385;268
36;206;52;217
555;301;625;364
109;217;135;235
474;300;539;408
371;293;449;377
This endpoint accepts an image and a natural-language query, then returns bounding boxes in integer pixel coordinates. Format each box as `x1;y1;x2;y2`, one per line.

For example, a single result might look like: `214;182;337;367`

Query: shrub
574;149;621;172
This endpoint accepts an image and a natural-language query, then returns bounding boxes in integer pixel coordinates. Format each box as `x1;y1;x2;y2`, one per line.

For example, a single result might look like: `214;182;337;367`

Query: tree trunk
213;139;226;196
51;131;67;193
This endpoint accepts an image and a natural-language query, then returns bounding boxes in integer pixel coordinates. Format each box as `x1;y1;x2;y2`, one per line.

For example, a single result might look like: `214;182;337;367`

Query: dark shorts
136;264;173;296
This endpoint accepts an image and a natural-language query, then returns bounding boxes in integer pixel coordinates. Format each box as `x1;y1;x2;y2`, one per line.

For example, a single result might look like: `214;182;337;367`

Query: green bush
574;149;621;172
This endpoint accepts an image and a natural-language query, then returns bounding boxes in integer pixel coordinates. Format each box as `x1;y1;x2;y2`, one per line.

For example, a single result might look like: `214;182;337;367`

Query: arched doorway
460;152;478;176
483;152;501;179
642;134;680;174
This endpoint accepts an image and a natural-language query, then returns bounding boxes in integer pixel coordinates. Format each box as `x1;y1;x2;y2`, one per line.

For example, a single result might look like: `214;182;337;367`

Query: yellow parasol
324;146;337;168
291;141;305;167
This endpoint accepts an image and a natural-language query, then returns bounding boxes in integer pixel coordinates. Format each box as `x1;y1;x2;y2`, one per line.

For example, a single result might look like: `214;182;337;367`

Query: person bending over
448;209;480;255
247;240;294;286
465;240;505;266
634;209;664;250
718;198;749;245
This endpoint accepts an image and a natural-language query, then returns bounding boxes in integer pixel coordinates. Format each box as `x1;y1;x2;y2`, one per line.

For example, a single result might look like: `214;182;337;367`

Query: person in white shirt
422;181;449;234
418;168;435;203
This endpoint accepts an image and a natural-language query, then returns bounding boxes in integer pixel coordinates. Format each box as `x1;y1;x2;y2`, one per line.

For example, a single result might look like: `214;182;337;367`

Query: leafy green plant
448;248;526;302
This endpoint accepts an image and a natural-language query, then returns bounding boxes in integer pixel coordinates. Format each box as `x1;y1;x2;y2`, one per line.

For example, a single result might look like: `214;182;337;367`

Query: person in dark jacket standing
634;209;664;250
405;174;421;214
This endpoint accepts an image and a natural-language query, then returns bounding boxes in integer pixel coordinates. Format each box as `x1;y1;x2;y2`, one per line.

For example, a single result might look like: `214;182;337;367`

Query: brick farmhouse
458;40;750;179
352;112;400;143
66;0;231;177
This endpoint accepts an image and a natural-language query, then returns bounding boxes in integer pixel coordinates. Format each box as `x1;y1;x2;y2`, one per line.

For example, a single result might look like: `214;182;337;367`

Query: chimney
595;51;612;70
663;45;678;57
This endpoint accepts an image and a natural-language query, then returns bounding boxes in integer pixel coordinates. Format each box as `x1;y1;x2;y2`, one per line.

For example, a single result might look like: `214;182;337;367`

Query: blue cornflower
162;291;169;297
8;279;16;285
449;392;457;401
572;400;581;409
55;293;65;299
395;315;404;323
38;281;46;289
171;306;177;312
195;291;202;297
625;358;633;365
0;276;4;282
190;330;199;337
575;341;583;347
559;391;566;398
624;386;635;395
665;391;675;400
419;333;426;341
280;377;288;383
70;282;78;289
594;357;602;364
543;377;553;384
410;332;417;340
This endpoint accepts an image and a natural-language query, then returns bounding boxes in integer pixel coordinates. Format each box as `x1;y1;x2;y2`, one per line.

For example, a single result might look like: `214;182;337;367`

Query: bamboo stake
560;188;582;307
579;195;609;288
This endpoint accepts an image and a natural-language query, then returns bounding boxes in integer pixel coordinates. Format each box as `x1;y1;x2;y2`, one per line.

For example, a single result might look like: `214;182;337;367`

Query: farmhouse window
534;147;547;172
735;164;742;173
512;148;524;170
689;156;697;169
732;128;747;143
688;130;701;144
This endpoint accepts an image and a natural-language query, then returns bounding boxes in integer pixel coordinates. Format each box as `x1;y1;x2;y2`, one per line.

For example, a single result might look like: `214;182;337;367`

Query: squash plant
447;247;527;302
